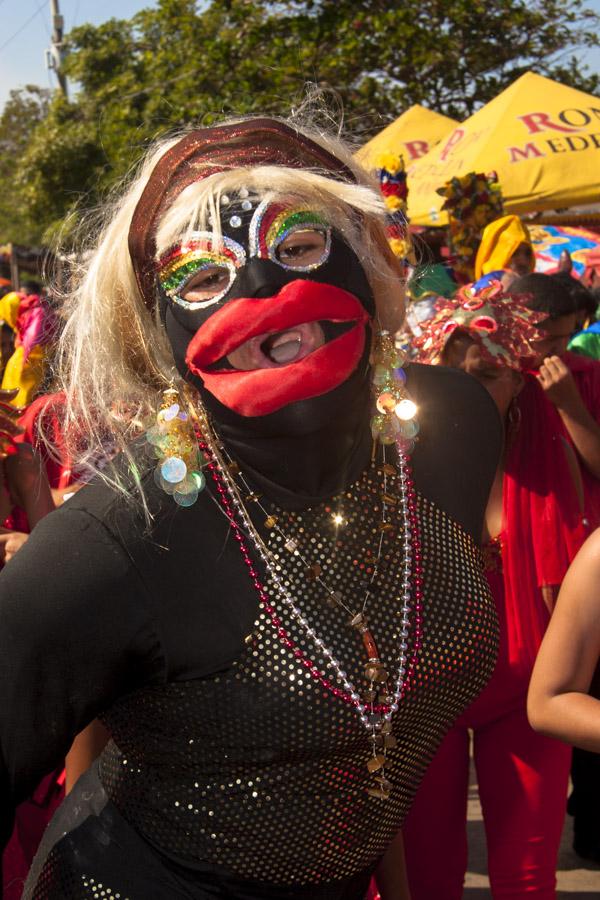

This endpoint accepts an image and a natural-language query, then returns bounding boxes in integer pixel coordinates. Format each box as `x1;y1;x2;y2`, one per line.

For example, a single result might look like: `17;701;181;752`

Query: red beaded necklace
197;425;423;799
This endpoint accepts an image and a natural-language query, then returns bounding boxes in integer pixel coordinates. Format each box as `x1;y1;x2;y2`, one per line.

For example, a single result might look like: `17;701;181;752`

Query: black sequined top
0;364;502;898
99;489;496;885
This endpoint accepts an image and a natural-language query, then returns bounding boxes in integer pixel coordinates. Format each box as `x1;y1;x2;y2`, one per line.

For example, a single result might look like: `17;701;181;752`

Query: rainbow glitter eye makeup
157;202;332;310
249;200;332;272
157;233;246;310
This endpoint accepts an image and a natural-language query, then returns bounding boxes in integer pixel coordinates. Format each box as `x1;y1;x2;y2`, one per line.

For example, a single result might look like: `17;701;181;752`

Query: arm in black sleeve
0;507;164;850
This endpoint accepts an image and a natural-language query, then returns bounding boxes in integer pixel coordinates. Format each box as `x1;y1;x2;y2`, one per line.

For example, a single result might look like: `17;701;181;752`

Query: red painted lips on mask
185;279;369;417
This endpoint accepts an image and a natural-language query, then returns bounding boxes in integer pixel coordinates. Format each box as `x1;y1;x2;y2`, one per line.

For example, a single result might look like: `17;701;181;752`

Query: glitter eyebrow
249;200;330;265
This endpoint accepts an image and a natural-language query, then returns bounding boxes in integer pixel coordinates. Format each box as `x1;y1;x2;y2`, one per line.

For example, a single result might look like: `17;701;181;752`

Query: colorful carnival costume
0;120;501;899
405;283;586;898
0;292;55;407
0;391;63;900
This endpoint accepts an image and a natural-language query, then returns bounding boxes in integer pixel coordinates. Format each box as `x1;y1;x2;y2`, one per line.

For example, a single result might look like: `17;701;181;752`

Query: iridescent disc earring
370;330;419;453
146;387;207;506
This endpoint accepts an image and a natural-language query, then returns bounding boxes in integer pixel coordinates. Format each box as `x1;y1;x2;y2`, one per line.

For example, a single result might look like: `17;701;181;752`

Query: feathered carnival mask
413;280;544;370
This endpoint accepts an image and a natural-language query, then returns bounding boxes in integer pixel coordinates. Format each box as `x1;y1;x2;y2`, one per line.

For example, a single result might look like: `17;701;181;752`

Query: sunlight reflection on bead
394;399;417;421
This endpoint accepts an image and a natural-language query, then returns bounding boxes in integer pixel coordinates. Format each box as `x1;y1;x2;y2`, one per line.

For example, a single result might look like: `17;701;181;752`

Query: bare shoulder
556;528;600;624
571;528;600;577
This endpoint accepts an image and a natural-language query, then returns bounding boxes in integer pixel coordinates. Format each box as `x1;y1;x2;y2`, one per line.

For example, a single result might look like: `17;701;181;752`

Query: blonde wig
52;116;406;509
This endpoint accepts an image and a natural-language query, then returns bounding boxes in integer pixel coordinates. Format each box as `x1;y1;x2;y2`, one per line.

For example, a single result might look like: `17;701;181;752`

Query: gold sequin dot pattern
79;877;128;900
29;853;130;899
95;467;498;885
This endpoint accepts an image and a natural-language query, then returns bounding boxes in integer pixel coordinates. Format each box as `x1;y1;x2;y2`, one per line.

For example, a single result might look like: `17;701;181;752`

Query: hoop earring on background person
506;396;522;451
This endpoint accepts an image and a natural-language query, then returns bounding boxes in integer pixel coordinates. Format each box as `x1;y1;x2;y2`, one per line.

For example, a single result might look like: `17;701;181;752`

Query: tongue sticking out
227;321;325;370
262;331;303;364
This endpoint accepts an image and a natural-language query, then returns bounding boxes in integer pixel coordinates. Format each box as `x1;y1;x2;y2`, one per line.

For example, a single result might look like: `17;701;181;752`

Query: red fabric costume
2;394;70;898
16;392;73;490
403;374;586;898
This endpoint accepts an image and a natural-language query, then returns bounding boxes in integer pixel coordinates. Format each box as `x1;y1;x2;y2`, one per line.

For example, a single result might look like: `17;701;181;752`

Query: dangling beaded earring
506;396;522;451
146;387;207;507
370;330;419;452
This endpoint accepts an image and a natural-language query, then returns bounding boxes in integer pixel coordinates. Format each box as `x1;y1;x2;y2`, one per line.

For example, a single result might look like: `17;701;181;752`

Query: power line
0;0;48;53
46;0;68;97
41;3;52;38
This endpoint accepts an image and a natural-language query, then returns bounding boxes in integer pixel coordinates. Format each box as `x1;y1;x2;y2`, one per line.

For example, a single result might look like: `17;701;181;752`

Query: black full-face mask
156;193;377;507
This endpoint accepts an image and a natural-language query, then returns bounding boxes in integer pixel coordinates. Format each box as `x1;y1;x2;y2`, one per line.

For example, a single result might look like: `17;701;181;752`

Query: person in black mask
0;118;501;899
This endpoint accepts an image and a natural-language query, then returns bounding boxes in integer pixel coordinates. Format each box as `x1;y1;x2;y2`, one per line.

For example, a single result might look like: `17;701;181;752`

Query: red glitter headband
128;118;358;310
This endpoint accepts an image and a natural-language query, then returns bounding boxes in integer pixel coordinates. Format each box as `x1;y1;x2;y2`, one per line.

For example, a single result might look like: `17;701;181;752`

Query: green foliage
0;87;52;245
1;0;598;244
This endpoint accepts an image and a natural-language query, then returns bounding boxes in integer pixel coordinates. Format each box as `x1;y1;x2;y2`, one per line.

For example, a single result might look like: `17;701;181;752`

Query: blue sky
1;0;599;114
0;0;154;110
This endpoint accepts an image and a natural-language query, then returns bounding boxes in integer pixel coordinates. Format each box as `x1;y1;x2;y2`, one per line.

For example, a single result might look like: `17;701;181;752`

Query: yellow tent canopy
407;72;600;226
357;104;458;168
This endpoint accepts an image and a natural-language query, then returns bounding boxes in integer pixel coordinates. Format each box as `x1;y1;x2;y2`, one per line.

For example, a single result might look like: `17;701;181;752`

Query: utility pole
45;0;68;98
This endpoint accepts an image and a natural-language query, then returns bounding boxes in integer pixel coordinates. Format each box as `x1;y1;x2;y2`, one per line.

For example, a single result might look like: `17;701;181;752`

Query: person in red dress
511;271;600;866
402;280;587;899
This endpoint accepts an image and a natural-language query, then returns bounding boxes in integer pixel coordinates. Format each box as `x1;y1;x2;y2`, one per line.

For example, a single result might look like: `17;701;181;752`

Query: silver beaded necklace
195;406;421;799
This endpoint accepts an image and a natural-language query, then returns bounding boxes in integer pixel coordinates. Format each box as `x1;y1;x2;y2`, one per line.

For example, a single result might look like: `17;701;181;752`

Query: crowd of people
0;116;599;900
